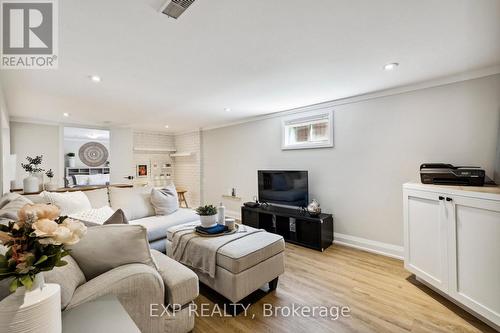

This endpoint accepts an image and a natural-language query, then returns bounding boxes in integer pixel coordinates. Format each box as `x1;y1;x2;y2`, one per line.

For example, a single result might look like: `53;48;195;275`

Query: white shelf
170;152;193;157
222;194;242;201
133;147;176;153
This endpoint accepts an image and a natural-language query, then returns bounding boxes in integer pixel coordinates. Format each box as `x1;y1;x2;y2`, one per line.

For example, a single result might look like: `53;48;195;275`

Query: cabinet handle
446;197;453;202
438;196;445;200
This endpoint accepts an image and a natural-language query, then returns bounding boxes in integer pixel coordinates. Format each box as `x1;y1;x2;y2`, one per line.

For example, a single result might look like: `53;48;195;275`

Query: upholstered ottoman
166;225;285;303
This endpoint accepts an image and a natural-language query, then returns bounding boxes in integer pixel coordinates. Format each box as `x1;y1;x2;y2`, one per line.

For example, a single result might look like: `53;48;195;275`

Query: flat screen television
258;170;308;207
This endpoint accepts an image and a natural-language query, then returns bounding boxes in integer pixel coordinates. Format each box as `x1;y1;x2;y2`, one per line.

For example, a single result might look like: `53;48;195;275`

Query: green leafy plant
66;153;75;157
195;205;218;216
45;169;54;178
0;205;87;292
20;155;44;174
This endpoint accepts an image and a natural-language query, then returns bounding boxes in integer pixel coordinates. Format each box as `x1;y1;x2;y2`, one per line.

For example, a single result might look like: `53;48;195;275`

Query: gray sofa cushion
216;232;285;274
151;249;198;306
83;188;110;208
44;255;86;309
130;208;199;243
68;224;158;280
109;186;155;220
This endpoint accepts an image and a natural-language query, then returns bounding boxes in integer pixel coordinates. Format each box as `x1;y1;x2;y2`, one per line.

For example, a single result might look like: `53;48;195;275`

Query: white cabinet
403;183;500;329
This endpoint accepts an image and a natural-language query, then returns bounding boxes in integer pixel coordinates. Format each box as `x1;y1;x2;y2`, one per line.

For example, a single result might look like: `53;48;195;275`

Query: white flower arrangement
0;204;87;291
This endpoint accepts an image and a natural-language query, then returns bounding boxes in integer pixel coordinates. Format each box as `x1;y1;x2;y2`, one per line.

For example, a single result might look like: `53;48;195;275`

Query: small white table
62;295;140;333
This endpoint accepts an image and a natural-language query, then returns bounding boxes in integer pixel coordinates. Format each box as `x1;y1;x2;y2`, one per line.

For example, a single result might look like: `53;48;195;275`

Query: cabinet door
404;189;448;292
448;196;500;326
241;208;259;228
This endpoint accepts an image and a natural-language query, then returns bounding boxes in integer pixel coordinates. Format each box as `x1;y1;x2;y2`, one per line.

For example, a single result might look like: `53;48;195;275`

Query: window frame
281;109;334;150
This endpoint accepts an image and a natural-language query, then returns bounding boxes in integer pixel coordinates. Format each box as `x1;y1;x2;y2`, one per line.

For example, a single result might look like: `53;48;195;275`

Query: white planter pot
0;274;61;333
67;157;76;168
45;181;59;191
199;214;217;228
23;175;39;193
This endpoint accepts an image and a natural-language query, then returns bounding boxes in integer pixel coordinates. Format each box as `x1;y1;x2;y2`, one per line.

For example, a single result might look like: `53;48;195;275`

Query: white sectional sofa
25;186;200;252
0;189;200;333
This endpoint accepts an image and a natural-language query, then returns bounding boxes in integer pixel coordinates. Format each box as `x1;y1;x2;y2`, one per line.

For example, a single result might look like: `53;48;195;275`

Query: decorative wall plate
79;142;109;167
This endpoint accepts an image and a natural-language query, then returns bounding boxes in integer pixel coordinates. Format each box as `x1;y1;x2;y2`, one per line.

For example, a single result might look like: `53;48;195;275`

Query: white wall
495;115;500;183
0;81;10;194
10;122;62;188
64;139;109;168
202;74;500;248
174;131;201;207
133;131;175;186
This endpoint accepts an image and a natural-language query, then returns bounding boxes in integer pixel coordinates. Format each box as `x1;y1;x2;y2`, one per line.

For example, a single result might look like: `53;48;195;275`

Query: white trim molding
202;66;500;132
333;232;404;260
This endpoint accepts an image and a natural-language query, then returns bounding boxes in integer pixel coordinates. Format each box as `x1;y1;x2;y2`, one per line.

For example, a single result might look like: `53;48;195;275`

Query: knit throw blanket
167;223;263;278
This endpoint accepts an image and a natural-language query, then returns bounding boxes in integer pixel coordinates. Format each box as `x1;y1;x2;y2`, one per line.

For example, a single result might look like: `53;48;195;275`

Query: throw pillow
73;175;89;186
0;196;34;220
69;206;116;225
103;209;128;225
43;255;86;310
150;185;179;215
67;224;158;280
40;191;92;216
0;192;21;209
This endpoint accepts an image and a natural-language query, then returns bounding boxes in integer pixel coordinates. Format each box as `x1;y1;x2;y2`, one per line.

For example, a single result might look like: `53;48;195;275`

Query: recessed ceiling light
224;108;231;112
89;75;101;82
63;112;70;117
383;63;399;71
164;125;169;129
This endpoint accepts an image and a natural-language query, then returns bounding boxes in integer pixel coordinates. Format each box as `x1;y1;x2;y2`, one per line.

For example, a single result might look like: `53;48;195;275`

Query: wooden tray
195;224;239;237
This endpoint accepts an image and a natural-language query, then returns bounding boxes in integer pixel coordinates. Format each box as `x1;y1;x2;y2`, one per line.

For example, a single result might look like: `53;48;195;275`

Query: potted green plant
195;205;218;227
44;169;58;191
66;152;76;168
20;155;44;193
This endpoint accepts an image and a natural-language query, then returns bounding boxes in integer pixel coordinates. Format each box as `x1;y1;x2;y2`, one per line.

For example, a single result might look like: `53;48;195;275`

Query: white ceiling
63;127;109;141
1;0;500;133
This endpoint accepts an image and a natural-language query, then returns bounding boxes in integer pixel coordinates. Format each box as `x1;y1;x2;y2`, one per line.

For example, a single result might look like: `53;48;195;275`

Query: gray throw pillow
77;209;128;227
0;193;22;209
103;209;128;225
0;196;33;220
151;186;179;215
67;224;158;280
43;255;86;310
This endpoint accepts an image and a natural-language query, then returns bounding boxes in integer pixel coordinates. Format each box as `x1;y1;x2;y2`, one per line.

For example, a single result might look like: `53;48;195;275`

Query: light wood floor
193;243;496;333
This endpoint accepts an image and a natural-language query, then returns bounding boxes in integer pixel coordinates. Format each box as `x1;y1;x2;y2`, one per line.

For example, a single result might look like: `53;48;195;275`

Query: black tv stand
241;205;333;251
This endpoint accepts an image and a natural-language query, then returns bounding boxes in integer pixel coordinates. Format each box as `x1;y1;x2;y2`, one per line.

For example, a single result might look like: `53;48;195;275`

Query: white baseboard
223;211;404;260
333;232;404;260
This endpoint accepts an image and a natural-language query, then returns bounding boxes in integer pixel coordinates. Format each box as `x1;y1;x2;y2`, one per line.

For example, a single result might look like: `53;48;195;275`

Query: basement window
282;109;333;150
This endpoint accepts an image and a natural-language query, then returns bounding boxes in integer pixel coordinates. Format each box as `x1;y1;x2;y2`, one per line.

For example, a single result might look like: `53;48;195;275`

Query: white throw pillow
69;206;115;225
151;186;179;215
40;191;92;216
87;174;110;186
73;175;89;186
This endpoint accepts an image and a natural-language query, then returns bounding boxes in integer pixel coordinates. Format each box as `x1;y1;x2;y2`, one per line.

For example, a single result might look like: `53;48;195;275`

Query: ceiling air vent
161;0;196;19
